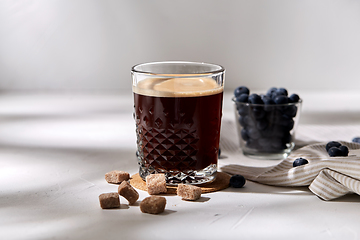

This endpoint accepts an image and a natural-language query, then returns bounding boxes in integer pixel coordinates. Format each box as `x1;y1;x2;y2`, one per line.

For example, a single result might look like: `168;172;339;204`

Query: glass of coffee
132;61;225;185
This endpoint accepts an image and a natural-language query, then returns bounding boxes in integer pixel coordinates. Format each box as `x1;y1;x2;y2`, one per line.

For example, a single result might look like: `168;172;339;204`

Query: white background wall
1;0;360;92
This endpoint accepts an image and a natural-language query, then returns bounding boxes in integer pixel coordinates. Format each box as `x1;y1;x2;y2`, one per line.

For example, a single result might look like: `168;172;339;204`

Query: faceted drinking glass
132;61;225;185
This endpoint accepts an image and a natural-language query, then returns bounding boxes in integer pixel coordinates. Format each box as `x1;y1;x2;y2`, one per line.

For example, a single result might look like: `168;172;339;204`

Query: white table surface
1;90;360;240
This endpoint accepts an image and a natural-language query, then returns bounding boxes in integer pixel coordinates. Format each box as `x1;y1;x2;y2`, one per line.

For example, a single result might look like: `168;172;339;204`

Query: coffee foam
133;77;223;97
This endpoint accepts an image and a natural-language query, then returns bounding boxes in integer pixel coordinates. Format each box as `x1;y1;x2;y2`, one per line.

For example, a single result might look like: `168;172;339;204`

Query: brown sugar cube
146;174;167;195
99;192;120;209
177;184;202;201
140;196;166;214
105;170;130;184
118;181;139;205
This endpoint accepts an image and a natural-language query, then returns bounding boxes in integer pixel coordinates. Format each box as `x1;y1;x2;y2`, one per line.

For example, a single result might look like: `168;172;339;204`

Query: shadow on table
221;179;313;196
329;193;360;203
220;179;360;203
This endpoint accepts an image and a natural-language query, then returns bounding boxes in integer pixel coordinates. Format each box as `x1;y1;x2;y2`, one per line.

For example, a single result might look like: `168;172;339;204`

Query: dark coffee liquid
134;92;223;175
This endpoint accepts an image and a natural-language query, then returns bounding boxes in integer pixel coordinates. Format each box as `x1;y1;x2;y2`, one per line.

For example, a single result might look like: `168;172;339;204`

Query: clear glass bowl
233;98;302;160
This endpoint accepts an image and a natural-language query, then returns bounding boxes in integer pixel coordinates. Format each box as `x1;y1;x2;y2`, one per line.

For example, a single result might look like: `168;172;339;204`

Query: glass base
242;142;295;160
139;164;217;186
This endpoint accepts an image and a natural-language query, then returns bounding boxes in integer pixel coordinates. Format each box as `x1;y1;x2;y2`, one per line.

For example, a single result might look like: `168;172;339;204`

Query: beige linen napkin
221;141;360;200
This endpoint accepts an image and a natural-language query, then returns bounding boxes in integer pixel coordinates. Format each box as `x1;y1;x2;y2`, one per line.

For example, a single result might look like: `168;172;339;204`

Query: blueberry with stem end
326;141;342;152
229;175;246;188
276;88;288;96
293;158;309;167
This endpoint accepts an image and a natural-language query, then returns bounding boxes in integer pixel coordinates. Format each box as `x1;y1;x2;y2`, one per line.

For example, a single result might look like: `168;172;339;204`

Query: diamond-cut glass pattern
139;126;199;172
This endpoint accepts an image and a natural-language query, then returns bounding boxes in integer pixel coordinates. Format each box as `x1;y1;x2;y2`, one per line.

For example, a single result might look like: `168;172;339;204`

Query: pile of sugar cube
99;170;202;214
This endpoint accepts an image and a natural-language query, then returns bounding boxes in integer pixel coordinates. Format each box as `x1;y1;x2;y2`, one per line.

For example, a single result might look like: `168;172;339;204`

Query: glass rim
131;61;225;76
232;97;303;107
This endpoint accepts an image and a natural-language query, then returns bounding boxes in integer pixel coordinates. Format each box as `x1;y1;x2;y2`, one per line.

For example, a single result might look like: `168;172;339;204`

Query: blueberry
270;88;288;101
266;87;277;97
244;115;255;127
274;95;289;105
339;145;349;156
283;105;297;118
352;137;360;144
263;96;275;105
261;95;274;112
229;175;246;188
275;114;293;129
241;128;249;141
237;105;249;116
293;158;309;167
248;127;261;139
328;147;343;157
234;86;250;97
218;148;221;157
238;116;246;127
136;151;139;157
284;119;294;131
276;88;288;96
326;141;342;152
252;107;266;119
236;93;249;103
274;112;288;123
261;94;269;102
256;119;268;131
289;93;300;103
248;94;263;104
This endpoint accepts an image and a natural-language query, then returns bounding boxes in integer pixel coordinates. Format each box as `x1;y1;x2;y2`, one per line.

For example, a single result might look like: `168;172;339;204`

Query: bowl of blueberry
233;86;302;160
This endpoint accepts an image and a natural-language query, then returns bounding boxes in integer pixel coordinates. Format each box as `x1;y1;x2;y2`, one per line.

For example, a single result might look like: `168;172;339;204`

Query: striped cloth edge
221;142;360;200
